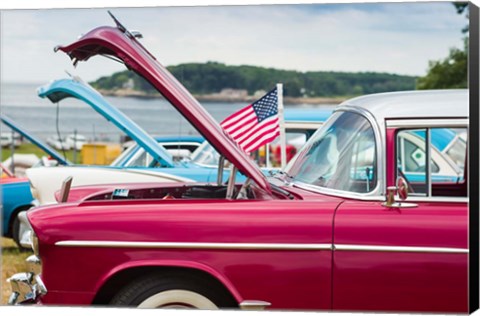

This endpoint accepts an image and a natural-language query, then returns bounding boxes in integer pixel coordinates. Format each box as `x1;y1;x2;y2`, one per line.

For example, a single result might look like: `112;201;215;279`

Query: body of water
1;82;337;143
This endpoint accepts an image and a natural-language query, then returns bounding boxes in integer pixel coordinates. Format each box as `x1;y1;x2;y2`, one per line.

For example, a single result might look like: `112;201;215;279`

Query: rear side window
396;127;467;198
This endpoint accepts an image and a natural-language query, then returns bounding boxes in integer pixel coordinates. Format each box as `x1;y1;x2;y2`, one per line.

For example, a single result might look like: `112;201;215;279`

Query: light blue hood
37;77;174;168
1;115;70;165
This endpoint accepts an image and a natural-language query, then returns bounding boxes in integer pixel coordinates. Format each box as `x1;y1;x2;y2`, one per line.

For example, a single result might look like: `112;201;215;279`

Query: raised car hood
1;115;70;165
38;78;174;168
56;18;271;194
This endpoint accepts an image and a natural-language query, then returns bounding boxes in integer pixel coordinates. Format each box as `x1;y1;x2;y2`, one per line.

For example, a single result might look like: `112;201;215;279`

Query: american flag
221;88;279;153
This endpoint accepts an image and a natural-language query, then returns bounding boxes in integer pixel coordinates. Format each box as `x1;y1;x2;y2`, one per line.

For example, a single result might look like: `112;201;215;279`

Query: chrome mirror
396;176;408;201
382;176;416;209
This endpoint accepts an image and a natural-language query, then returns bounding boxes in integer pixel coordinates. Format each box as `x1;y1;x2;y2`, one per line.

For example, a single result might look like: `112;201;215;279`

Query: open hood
37;77;175;168
56;14;271;194
1;115;70;165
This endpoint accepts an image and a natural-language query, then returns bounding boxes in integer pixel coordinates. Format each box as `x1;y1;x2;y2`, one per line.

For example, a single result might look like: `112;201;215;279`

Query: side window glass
397;129;427;195
396;127;467;198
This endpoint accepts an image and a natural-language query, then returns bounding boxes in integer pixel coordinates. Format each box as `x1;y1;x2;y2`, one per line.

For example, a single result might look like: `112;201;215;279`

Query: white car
65;133;87;151
46;135;71;150
0;133;21;148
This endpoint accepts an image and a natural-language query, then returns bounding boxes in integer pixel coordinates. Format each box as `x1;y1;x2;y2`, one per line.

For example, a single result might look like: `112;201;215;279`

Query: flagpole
266;144;271;168
277;83;287;169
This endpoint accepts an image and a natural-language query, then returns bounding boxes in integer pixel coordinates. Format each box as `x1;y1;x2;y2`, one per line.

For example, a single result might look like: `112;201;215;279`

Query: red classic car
8;16;469;313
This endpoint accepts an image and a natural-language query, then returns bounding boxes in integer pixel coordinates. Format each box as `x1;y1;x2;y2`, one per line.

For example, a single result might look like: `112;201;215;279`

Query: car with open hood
8;15;469;313
27;77;329;205
0;115;70;246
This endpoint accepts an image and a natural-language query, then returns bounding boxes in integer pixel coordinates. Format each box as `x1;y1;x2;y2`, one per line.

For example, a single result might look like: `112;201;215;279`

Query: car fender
93;259;244;304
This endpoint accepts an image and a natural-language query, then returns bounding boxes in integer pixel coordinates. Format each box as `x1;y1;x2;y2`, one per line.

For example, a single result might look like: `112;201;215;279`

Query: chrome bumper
8;255;47;305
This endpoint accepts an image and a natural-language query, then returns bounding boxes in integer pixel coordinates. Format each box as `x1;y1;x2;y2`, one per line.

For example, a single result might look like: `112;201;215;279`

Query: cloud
1;3;466;83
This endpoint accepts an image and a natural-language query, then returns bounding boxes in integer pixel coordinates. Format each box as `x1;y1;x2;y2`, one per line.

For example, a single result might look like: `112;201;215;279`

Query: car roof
339;89;468;122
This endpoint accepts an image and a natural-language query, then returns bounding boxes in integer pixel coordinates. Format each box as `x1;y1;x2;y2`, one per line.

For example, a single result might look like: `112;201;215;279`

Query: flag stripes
220;88;279;153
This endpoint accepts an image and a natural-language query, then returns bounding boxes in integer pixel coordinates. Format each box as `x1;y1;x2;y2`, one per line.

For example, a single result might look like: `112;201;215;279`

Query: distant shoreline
98;89;346;105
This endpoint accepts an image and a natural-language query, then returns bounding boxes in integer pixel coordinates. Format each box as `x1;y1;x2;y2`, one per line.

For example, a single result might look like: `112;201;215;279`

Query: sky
0;2;467;84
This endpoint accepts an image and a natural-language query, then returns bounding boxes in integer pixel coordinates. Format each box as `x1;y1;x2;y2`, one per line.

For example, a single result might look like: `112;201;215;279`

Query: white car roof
339;89;468;122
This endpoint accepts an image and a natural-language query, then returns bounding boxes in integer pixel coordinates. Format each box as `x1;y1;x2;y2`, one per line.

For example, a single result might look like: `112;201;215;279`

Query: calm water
1;82;336;143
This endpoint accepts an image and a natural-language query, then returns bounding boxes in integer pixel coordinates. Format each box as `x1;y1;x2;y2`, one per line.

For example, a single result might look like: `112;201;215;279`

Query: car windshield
286;111;377;193
190;141;221;167
110;144;139;167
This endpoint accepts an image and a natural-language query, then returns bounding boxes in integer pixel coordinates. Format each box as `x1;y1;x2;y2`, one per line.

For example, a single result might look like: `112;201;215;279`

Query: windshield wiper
270;182;295;200
270;170;293;183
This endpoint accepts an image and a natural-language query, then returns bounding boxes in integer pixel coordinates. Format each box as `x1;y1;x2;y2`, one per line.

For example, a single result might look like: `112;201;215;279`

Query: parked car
9;20;468;313
65;133;87;151
0;133;21;148
46;135;71;150
0;115;70;247
120;135;204;161
1;111;200;247
27;77;330;205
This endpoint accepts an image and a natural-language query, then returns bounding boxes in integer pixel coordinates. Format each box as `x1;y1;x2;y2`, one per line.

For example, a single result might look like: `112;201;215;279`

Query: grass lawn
1;237;31;304
1;142;83;164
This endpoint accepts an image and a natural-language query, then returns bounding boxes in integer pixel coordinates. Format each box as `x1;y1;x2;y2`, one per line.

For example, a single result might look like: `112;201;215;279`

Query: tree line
90;62;416;98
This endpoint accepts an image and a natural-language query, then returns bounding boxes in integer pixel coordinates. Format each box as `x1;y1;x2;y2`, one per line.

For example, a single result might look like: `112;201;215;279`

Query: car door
332;119;468;313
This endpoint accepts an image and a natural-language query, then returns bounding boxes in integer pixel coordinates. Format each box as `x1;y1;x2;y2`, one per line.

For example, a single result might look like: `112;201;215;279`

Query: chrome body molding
405;196;468;203
334;244;469;254
55;241;469;254
292;181;385;201
239;300;272;310
55;241;333;251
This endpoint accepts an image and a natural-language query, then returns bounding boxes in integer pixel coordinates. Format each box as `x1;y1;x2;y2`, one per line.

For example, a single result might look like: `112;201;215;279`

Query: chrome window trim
284;121;323;130
403;196;468;203
386;118;468;128
335;244;468;254
427;128;432;197
291;181;385;201
289;106;385;198
55;241;333;251
55;240;468;254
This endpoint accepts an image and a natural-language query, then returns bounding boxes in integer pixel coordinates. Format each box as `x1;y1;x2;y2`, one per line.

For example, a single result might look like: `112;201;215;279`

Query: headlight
17;212;38;255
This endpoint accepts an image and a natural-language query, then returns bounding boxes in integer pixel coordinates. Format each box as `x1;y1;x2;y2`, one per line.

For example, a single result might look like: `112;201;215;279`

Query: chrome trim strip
386;118;468;128
335;244;468;254
426;128;432;197
240;300;271;310
55;241;333;250
405;196;468;203
55;241;468;254
291;182;385;201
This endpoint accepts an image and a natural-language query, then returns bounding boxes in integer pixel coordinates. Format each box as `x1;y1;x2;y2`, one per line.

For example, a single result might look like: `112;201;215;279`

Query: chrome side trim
240;300;271;310
55;241;333;251
335;244;468;254
55;241;468;254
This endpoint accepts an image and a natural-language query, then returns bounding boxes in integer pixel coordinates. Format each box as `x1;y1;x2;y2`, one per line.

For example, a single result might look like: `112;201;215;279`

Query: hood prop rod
217;156;225;186
226;166;237;199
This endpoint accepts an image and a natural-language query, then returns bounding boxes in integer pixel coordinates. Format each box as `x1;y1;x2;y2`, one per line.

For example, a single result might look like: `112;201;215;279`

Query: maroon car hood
56;24;271;194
